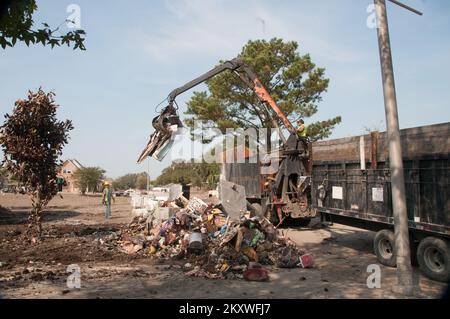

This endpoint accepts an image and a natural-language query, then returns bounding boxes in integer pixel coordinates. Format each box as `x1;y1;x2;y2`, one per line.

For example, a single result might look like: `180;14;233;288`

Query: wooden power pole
373;0;422;295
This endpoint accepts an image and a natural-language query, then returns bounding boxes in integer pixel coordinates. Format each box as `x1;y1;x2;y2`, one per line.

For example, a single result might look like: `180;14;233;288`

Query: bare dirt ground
0;193;447;299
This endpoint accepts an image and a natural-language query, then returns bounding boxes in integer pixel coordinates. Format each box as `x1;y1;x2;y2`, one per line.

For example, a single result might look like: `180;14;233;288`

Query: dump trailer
310;122;450;282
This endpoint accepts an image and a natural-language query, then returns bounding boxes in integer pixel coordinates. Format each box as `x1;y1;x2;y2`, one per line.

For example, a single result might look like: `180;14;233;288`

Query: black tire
374;229;396;267
417;237;450;283
410;237;419;267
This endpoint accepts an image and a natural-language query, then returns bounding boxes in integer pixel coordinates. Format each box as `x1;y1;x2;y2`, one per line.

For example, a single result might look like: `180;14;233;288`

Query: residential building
58;159;84;193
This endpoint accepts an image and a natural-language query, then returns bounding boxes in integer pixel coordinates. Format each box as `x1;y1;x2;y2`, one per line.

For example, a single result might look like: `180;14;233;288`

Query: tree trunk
27;205;42;241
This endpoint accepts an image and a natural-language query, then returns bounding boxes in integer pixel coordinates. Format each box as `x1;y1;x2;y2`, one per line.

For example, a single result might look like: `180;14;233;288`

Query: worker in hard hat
102;181;115;219
296;119;308;138
296;119;309;151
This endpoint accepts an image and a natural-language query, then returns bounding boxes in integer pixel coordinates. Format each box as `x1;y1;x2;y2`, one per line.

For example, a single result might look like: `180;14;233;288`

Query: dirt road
0;193;446;299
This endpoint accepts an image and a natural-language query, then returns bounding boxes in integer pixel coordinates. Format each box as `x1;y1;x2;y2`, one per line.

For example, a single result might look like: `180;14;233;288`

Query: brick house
58;159;84;193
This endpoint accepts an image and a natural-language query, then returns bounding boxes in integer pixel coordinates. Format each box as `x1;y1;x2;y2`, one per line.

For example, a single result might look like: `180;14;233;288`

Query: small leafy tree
0;0;86;49
113;172;149;190
73;167;105;194
113;173;137;190
155;161;219;189
136;173;149;190
0;89;73;239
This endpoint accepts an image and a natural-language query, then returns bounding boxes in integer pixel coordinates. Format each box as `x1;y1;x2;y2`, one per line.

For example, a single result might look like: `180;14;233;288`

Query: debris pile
117;192;314;281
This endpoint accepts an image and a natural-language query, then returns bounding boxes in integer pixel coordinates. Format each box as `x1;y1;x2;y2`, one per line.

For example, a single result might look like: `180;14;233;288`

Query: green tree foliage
113;173;135;190
0;89;73;238
136;173;149;190
113;172;149;190
114;173;136;190
185;38;341;142
73;167;105;194
155;161;219;189
0;0;86;49
0;167;8;188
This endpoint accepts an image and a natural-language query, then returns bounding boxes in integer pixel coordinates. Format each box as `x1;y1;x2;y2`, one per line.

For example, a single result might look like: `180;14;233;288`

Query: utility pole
373;0;422;295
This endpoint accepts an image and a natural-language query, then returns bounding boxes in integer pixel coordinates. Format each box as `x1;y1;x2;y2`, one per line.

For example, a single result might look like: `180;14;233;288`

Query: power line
387;0;423;16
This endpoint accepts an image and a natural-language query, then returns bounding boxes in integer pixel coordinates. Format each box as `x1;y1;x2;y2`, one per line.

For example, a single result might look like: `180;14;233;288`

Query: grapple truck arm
166;58;297;134
138;58;314;226
137;58;297;163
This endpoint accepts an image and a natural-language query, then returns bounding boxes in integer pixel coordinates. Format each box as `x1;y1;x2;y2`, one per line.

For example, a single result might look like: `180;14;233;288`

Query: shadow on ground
0;210;81;225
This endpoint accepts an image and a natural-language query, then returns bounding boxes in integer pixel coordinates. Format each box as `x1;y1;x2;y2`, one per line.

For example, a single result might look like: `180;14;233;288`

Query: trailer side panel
311;123;450;238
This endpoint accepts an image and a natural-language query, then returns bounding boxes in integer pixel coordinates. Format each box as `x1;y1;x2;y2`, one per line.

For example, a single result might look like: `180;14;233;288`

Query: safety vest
297;125;308;138
104;187;112;204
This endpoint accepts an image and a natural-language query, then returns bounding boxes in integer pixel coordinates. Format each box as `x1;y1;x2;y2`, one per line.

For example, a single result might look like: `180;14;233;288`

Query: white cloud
143;0;261;61
141;0;363;64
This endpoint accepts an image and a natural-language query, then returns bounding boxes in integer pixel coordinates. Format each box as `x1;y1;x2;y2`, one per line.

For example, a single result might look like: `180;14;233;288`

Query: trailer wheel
374;230;396;267
417;237;450;282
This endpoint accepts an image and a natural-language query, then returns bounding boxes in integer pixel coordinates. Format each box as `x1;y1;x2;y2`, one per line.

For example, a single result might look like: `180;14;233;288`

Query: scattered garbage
218;180;247;221
120;242;143;255
115;191;314;281
244;262;269;282
131;195;160;218
188;232;203;254
187;197;208;215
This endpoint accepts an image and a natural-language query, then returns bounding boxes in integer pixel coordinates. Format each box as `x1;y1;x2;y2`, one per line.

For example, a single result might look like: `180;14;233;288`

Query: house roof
62;159;84;169
71;159;84;169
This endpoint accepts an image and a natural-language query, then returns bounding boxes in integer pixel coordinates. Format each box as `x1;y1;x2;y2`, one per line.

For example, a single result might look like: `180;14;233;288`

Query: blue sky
1;0;449;178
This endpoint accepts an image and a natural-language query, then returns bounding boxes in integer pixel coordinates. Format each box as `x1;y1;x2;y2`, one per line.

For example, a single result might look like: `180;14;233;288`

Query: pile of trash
117;193;314;281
